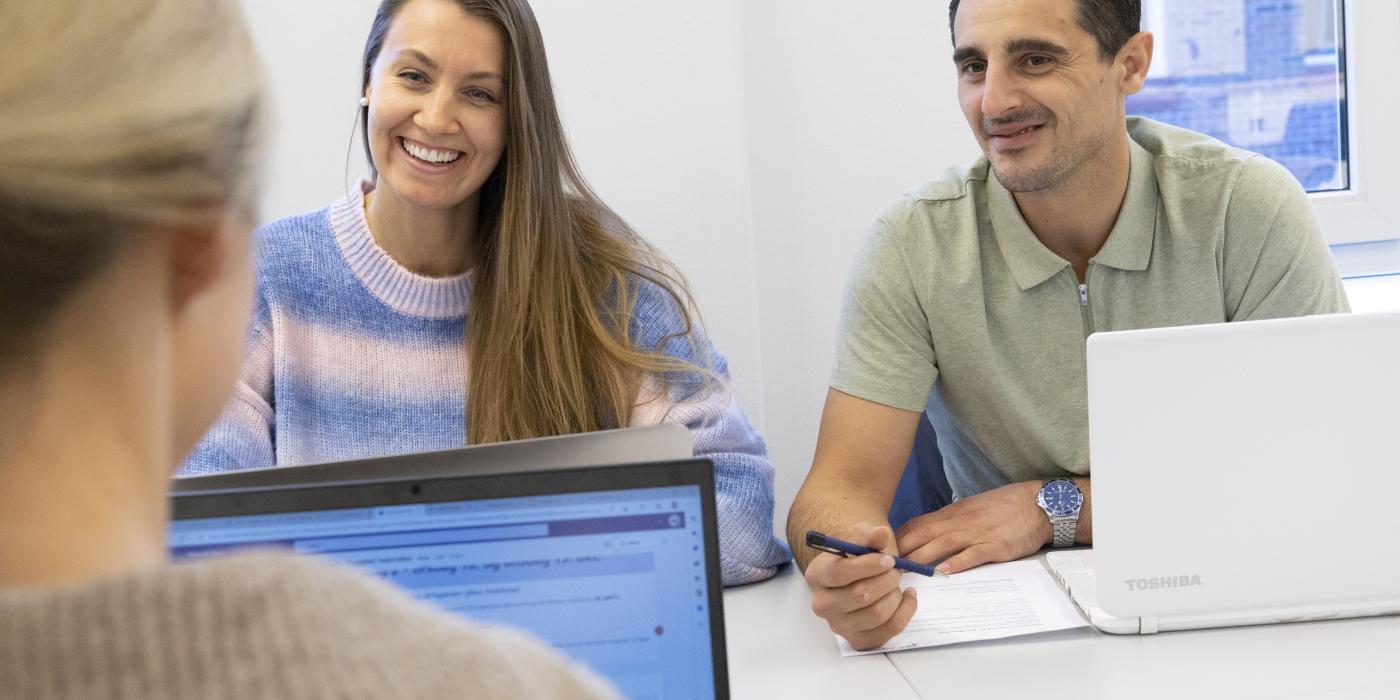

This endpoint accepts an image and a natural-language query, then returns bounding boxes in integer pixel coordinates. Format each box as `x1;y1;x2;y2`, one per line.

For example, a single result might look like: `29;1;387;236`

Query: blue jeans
888;413;953;531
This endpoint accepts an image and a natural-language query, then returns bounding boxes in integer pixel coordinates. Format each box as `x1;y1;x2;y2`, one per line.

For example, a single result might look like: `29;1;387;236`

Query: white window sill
1343;275;1400;313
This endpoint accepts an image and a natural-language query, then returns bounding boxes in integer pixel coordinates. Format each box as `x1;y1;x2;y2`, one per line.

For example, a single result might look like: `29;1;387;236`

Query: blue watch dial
1040;479;1083;517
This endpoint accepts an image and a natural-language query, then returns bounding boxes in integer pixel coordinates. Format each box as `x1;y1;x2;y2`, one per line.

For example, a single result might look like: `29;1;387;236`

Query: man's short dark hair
948;0;1141;60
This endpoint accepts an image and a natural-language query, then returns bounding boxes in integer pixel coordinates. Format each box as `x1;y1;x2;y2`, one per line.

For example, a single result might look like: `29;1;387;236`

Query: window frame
1309;0;1400;246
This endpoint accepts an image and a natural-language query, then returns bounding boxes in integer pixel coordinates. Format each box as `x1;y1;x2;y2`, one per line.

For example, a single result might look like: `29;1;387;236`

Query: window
1129;0;1346;192
1129;1;1400;256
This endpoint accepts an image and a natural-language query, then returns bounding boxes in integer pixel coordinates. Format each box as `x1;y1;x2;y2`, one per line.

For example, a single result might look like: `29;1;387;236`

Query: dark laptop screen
170;465;722;699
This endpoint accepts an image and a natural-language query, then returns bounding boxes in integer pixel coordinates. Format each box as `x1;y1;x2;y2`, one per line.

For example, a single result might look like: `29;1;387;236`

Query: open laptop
173;424;692;493
1047;311;1400;635
170;459;728;699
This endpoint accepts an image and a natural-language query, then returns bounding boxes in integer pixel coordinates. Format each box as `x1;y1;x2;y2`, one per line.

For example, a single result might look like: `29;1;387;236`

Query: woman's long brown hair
362;0;718;444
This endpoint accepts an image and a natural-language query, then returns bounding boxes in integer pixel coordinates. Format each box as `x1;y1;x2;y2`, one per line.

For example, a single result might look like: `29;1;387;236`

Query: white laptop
173;424;692;493
1047;311;1400;635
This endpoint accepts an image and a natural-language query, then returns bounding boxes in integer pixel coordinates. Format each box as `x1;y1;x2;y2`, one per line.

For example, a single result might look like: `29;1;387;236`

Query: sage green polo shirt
832;118;1349;500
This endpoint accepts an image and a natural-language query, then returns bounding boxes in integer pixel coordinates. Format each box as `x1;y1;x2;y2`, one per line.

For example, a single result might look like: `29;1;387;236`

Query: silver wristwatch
1036;478;1083;548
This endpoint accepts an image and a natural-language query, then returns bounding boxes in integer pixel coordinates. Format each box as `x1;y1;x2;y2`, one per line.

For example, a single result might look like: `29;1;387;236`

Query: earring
359;96;370;107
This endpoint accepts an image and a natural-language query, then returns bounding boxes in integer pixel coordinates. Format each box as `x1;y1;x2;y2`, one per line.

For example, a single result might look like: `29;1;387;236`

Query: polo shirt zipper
1078;277;1093;337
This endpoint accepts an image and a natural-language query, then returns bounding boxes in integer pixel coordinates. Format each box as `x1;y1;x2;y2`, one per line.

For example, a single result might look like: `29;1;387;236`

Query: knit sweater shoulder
180;182;790;585
0;551;617;699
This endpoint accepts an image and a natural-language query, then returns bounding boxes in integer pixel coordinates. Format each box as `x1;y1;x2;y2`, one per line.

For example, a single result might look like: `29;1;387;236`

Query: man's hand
895;481;1051;574
805;522;919;651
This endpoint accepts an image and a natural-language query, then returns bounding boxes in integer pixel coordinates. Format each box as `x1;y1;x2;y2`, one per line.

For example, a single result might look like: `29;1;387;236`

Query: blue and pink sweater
181;182;790;585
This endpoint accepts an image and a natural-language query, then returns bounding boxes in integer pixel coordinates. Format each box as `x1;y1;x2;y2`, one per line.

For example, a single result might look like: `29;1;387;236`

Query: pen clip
804;531;848;558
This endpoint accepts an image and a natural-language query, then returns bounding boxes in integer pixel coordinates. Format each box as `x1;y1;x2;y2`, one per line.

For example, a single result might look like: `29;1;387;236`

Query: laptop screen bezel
171;458;729;699
170;424;693;494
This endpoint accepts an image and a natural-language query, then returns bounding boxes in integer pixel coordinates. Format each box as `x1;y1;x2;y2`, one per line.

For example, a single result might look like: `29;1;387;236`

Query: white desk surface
724;553;1400;699
723;564;920;699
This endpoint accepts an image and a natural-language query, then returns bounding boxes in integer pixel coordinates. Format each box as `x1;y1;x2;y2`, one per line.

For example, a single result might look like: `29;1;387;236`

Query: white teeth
994;126;1037;138
402;139;461;164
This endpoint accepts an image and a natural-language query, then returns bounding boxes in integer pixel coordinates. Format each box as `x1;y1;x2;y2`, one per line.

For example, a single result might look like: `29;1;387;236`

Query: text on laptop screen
169;485;714;699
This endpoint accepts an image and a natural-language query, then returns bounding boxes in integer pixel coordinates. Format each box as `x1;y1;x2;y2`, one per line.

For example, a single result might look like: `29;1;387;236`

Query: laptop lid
173;424;693;494
1087;312;1400;621
170;459;728;700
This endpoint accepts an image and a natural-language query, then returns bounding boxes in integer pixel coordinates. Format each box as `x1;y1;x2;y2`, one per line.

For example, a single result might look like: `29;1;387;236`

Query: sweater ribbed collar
329;180;472;319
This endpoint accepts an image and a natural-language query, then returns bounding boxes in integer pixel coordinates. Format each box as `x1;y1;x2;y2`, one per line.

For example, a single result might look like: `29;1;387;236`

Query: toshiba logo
1125;575;1202;591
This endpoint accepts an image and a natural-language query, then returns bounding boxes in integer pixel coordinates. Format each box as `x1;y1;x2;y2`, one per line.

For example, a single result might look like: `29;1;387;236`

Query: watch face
1039;479;1083;517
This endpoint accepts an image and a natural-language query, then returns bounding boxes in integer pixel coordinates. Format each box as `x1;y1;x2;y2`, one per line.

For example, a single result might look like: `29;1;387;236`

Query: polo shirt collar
1093;139;1158;273
988;137;1159;291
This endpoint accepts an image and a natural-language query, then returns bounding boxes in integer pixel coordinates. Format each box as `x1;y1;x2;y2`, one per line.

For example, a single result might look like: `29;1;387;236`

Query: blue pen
805;530;939;577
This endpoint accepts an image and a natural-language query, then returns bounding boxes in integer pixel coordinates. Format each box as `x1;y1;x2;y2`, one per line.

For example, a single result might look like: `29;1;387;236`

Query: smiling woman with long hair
0;0;614;696
181;0;789;585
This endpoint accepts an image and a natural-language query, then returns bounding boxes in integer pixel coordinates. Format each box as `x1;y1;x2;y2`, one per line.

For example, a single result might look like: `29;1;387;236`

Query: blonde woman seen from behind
181;0;790;586
0;1;615;697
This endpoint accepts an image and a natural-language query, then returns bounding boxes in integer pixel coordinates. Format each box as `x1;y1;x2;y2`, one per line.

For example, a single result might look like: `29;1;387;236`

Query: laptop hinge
1139;616;1159;634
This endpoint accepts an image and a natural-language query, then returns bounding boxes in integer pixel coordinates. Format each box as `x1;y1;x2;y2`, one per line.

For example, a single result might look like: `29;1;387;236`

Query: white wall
530;0;766;428
737;2;981;523
241;0;379;218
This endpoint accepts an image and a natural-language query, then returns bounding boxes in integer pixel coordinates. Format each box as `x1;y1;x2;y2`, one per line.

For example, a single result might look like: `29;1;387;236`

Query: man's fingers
810;565;901;618
904;531;972;565
935;542;1000;575
856;524;897;554
829;567;902;615
844;588;919;651
807;551;896;590
894;510;955;548
840;586;906;633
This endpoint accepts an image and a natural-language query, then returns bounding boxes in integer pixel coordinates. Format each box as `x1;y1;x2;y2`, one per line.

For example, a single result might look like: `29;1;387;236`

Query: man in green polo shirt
788;0;1350;650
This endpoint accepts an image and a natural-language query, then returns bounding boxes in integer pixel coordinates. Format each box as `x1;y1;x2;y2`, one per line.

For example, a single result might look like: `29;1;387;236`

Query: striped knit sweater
180;182;790;585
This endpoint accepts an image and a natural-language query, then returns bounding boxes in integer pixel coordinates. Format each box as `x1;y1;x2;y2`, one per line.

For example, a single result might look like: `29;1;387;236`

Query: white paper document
837;560;1087;656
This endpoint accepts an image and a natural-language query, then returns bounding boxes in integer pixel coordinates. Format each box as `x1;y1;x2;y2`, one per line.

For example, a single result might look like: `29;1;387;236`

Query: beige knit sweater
0;551;618;699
